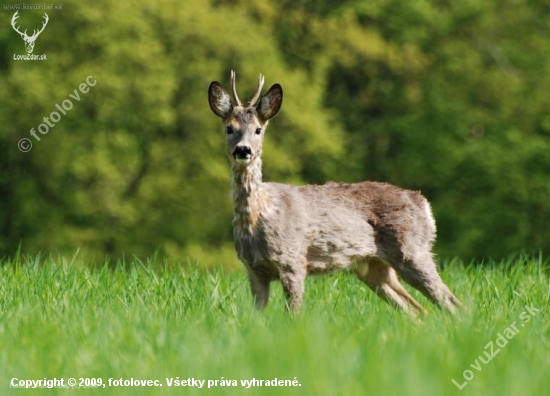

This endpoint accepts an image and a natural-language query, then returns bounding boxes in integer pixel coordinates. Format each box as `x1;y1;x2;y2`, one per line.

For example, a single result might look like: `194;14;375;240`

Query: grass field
0;253;548;396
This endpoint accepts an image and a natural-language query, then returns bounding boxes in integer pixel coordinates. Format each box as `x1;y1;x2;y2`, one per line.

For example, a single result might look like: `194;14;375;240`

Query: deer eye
226;126;234;135
255;128;262;135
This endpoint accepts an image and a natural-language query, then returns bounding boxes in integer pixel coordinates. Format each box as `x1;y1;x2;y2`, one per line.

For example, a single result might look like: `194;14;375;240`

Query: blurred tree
0;0;548;263
267;0;550;259
0;1;344;265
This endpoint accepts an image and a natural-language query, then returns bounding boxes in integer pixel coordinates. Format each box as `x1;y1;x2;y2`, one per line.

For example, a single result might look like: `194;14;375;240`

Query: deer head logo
11;11;49;54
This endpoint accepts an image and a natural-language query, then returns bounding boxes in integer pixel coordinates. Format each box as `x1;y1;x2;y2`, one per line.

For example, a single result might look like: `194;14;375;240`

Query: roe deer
208;71;461;315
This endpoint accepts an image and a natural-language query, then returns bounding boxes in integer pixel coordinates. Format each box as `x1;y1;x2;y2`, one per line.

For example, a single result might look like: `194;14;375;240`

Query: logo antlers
11;11;49;54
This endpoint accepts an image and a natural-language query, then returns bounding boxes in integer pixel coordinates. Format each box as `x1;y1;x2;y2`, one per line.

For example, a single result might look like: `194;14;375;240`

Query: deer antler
11;11;27;38
249;74;265;107
230;70;242;107
30;13;49;39
11;11;48;40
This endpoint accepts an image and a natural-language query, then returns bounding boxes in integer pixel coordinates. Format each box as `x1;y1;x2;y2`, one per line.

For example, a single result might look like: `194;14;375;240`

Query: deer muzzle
233;145;252;164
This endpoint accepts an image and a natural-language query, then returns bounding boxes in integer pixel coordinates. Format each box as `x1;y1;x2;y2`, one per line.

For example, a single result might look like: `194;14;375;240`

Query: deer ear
208;82;232;119
257;84;283;121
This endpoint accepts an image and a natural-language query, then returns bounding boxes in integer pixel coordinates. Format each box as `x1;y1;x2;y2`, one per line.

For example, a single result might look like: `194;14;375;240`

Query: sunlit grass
0;253;548;395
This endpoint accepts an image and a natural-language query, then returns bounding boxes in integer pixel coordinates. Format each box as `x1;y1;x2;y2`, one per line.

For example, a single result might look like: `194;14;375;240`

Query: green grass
0;253;549;396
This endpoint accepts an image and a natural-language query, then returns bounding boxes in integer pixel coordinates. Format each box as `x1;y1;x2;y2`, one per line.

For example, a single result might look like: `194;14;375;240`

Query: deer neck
232;158;269;235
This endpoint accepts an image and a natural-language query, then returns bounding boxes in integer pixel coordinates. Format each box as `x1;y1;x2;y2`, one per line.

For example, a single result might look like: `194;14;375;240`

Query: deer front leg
279;267;306;314
246;268;271;310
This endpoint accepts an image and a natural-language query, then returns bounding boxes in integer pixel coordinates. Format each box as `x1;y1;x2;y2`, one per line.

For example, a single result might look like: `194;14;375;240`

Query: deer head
11;11;49;54
208;71;283;168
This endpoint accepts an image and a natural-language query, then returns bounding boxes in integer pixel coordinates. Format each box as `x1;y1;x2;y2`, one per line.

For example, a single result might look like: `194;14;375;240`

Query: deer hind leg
390;254;461;314
354;258;427;316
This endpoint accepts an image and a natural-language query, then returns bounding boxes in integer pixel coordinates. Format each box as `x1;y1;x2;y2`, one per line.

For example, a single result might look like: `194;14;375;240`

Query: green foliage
0;0;549;261
0;255;549;395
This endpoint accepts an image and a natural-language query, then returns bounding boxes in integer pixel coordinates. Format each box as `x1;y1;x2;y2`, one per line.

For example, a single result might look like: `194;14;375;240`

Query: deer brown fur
208;71;461;315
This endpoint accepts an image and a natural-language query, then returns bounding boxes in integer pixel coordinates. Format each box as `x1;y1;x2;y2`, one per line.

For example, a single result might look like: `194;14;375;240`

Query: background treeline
1;0;549;265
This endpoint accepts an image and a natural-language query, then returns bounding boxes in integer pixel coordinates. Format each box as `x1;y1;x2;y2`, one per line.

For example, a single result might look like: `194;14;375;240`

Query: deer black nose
233;145;252;160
